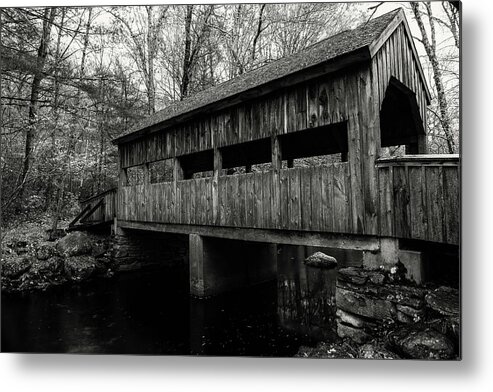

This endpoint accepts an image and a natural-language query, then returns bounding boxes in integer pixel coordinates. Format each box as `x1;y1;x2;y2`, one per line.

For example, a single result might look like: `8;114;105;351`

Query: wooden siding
117;163;356;235
372;23;428;130
119;69;364;169
377;156;459;245
117;156;459;245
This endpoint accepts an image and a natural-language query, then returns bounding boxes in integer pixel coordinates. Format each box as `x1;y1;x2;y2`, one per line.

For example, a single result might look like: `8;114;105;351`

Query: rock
56;231;93;257
304;252;337;268
338;267;368;285
64;255;97;281
358;342;401;359
2;255;32;278
337;321;370;344
397;311;413;324
336;287;396;320
36;244;56;261
336;308;365;328
398;329;455;359
425;286;460;316
397;304;425;318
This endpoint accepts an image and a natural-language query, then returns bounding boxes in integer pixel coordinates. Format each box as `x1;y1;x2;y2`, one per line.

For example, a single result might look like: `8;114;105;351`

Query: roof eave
112;46;371;146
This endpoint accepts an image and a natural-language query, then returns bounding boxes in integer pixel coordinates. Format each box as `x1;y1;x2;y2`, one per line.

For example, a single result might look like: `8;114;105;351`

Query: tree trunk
411;2;456;154
147;7;156;114
180;5;193;100
19;7;56;202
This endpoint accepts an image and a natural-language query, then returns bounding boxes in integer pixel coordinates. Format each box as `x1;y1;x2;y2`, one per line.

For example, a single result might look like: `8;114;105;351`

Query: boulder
336;287;396;320
36;244;56;261
337;321;370;344
304;252;337;269
64;255;97;281
338;267;368;285
425;286;460;317
358;342;401;359
398;329;455;360
336;308;365;328
56;231;93;257
2;255;32;278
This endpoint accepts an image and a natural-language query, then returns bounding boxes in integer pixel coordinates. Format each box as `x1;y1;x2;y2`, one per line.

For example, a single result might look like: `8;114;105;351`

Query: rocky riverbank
1;230;114;293
296;264;460;360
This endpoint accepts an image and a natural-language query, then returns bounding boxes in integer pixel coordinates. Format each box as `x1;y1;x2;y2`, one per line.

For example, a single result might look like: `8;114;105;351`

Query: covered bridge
72;9;460;296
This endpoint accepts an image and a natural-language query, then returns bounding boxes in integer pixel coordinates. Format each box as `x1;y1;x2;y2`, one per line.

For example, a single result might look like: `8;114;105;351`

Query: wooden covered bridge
71;9;460;296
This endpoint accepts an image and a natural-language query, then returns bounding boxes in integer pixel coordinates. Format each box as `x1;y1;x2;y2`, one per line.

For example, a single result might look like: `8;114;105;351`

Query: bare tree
109;6;169;114
411;2;456;154
20;7;57;201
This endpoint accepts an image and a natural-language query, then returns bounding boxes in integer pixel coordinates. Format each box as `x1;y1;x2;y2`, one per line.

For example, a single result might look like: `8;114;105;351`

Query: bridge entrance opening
380;77;427;156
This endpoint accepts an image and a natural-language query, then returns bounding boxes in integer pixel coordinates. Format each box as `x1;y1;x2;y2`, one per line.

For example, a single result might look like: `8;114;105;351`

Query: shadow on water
2;245;362;356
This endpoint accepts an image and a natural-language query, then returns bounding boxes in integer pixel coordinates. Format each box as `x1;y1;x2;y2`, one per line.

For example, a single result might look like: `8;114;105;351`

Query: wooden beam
271;136;282;171
119;168;128;187
376;154;459;167
173;158;184;181
118;220;381;251
68;204;91;227
80;198;104;224
212;148;222;224
143;163;150;184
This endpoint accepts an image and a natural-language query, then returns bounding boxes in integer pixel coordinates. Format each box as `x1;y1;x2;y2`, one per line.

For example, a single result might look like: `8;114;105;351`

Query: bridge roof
113;8;409;145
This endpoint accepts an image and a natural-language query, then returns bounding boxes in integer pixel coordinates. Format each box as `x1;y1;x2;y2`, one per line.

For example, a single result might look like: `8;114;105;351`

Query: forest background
0;1;460;232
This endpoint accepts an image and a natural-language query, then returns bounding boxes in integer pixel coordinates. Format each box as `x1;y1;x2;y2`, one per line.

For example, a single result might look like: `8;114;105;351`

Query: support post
212;148;222;224
173;158;184;181
143;163;150;184
119;168;128;187
362;237;399;270
271;136;282;226
189;233;205;297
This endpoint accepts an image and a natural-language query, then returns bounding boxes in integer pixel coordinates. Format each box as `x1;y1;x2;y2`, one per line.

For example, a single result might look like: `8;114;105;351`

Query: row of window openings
124;153;349;186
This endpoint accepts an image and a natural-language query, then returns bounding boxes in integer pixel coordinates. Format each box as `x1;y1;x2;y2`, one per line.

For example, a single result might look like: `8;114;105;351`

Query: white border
2;1;492;391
